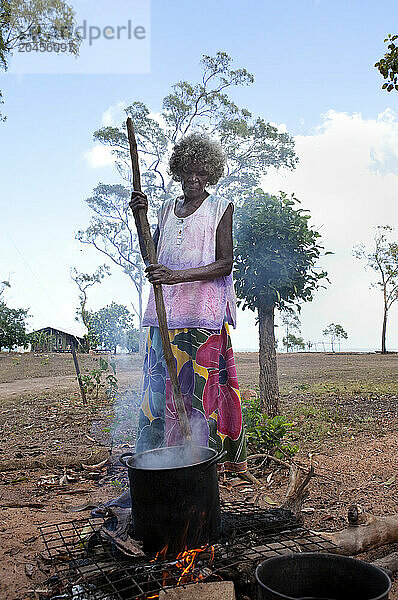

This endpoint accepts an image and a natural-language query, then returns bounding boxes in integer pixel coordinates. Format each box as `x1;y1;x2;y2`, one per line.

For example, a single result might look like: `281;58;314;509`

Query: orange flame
145;543;216;598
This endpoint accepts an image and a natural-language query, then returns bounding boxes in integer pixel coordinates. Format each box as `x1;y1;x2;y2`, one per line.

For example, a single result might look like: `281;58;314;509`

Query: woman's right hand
129;191;148;213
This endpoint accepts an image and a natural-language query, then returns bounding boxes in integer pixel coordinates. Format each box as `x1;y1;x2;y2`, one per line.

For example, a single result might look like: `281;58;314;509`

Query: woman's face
180;161;209;199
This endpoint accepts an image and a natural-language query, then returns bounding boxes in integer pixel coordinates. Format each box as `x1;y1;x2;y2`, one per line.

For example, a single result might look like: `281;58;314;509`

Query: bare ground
0;351;397;599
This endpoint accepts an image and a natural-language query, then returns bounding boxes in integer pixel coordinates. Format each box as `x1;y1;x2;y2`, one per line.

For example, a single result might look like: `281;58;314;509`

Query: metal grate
40;501;337;600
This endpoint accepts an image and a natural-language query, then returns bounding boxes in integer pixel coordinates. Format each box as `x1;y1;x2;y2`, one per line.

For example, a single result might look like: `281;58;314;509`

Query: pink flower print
195;328;242;440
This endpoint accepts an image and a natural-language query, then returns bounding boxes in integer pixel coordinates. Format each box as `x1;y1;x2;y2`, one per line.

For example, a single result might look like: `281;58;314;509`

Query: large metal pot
256;553;391;600
120;446;225;555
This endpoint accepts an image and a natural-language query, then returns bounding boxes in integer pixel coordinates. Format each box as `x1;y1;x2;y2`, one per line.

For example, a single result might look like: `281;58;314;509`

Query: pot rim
123;445;218;471
255;553;392;600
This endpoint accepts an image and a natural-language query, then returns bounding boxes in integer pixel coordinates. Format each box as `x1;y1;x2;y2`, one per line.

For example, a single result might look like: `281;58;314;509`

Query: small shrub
81;357;118;401
242;393;298;458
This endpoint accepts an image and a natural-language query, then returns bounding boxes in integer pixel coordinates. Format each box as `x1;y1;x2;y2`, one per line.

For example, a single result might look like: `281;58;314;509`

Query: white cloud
84;146;115;168
269;121;288;133
83;101;127;169
263;108;398;248
102;101;127;127
82;105;398;351
233;108;398;351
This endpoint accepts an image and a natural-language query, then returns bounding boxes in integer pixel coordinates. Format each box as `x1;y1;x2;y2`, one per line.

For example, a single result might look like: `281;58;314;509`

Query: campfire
40;501;337;600
146;544;216;596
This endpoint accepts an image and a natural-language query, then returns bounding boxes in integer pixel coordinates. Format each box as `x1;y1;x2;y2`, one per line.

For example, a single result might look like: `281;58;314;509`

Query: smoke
132;445;214;470
86;343;212;471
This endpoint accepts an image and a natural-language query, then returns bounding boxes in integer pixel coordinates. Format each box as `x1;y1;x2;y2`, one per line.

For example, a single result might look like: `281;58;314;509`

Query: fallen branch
238;471;262;486
247;453;339;482
281;464;315;520
247;453;289;467
319;505;398;556
0;501;45;509
57;488;91;495
81;458;109;471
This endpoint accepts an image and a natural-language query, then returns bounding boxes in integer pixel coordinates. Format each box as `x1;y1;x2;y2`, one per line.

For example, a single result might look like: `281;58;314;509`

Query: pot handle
119;452;135;468
201;449;228;473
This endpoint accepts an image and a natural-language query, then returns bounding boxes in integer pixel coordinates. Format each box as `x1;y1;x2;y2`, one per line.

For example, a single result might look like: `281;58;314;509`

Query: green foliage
375;34;398;92
88;302;138;353
29;329;56;352
91;52;296;206
354;225;398;352
0;0;80;69
282;333;305;352
234;189;330;312
354;226;398;302
70;264;111;349
281;309;301;352
0;279;11;298
0;301;29;351
125;327;140;353
81;357;118;401
322;323;348;352
0;0;80;119
242;393;298;458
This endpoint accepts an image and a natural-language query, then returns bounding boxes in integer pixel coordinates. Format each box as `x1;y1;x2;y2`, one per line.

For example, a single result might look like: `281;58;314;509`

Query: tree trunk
258;305;279;417
381;305;388;354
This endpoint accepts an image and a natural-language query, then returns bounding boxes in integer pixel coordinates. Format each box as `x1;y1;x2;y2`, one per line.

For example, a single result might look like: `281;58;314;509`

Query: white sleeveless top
142;194;237;330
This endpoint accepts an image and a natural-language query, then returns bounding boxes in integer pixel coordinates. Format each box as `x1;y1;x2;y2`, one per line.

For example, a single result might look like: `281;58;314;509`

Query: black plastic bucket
120;446;224;555
256;553;391;600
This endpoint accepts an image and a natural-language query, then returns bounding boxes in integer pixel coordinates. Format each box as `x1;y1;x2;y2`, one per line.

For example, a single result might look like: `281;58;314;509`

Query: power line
0;220;67;324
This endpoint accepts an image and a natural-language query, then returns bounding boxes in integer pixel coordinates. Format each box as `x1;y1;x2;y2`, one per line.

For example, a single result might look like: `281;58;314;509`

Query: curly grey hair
169;133;226;185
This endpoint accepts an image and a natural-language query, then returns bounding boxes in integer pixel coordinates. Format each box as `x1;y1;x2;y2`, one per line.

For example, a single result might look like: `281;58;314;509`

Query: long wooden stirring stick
126;117;192;442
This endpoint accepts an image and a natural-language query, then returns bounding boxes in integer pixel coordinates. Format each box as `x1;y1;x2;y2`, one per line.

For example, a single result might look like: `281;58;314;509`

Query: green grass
280;379;398;398
282;399;378;448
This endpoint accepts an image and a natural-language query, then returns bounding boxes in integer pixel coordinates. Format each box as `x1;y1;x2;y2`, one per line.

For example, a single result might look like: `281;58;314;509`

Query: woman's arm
146;204;233;285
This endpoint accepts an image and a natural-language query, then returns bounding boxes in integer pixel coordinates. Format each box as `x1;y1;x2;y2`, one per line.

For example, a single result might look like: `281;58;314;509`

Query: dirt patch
1;352;397;599
0;351;142;384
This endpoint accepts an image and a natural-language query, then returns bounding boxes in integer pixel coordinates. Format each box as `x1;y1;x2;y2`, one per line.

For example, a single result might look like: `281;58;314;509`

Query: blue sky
1;0;398;351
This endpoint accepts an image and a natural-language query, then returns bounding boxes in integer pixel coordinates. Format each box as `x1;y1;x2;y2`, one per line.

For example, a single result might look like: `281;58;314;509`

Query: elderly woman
130;133;247;473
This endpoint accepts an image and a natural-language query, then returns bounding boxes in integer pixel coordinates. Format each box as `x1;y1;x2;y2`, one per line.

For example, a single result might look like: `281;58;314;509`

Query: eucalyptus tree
322;323;348;352
0;280;29;351
234;189;329;416
375;34;398;93
0;0;80;120
282;333;305;352
88;301;137;354
70;264;110;350
280;309;301;353
76;184;146;352
79;52;297;352
354;226;398;353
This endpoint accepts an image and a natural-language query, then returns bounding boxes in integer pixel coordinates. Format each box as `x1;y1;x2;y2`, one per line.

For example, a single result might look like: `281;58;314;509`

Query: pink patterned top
142;194;237;330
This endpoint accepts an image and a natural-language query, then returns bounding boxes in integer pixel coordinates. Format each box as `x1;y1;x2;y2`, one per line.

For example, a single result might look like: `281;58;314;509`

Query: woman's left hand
145;264;180;285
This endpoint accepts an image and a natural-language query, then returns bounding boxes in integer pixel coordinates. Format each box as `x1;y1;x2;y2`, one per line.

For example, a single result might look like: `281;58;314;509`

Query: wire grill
40;501;337;600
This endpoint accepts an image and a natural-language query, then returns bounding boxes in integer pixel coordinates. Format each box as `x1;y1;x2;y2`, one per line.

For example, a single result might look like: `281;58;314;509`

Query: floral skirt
136;323;247;472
